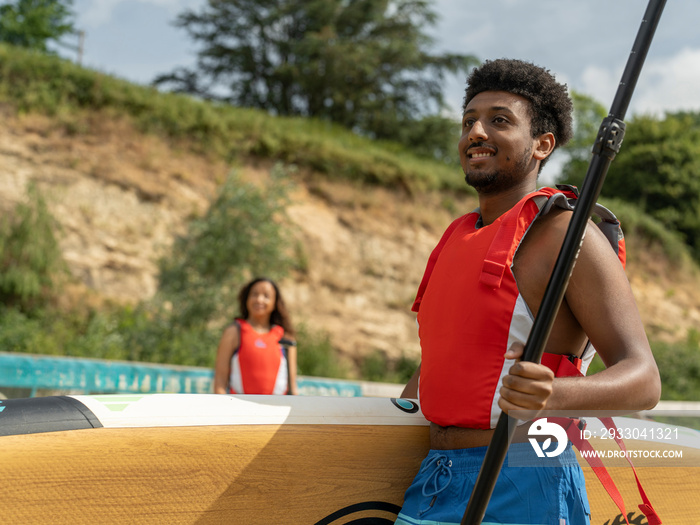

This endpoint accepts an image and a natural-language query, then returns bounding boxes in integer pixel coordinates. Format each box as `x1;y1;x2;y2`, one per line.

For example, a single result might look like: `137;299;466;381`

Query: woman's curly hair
463;59;573;168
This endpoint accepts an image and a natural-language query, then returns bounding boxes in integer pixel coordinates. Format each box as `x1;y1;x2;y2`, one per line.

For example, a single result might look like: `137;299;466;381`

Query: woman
214;278;298;395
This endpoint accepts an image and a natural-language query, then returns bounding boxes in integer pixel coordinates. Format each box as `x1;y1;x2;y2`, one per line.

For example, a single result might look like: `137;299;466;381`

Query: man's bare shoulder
518;208;618;270
514;208;571;273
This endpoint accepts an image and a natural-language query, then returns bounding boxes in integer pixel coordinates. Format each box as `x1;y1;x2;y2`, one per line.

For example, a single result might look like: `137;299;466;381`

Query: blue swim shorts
395;442;590;525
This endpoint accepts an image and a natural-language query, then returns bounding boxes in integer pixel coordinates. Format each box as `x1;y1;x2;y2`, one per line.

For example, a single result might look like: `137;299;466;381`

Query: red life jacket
412;186;660;525
412;186;624;428
229;320;288;395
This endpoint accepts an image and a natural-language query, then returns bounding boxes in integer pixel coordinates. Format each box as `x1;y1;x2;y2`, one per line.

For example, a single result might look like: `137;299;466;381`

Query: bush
652;330;700;401
0;183;65;312
360;350;419;384
295;323;352;379
600;197;692;269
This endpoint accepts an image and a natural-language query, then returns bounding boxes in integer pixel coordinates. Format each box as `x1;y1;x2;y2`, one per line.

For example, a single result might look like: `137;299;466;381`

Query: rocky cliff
3;109;699;368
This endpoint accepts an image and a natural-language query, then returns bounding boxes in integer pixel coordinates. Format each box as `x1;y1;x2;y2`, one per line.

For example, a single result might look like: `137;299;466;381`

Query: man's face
458;90;540;194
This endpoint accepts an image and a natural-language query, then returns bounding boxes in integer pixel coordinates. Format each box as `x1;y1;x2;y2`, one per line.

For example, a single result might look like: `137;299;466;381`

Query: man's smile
466;142;496;160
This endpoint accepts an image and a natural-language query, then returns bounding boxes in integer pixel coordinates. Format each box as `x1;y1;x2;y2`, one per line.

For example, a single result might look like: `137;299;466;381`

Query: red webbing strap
562;420;631;525
618;238;627;269
479;193;548;288
541;353;582;377
544;355;661;524
599;417;663;525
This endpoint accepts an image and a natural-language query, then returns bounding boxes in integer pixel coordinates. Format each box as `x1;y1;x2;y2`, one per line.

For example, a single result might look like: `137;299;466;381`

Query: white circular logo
528;418;568;458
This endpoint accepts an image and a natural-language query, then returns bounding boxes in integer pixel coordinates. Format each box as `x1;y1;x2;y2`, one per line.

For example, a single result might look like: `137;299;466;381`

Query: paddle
461;1;667;523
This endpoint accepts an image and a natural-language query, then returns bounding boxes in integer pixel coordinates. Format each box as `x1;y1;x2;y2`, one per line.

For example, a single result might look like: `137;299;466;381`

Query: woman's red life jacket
229;319;288;395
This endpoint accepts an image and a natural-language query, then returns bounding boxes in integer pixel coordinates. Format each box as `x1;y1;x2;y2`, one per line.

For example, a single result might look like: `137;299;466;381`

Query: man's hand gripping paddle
461;1;667;523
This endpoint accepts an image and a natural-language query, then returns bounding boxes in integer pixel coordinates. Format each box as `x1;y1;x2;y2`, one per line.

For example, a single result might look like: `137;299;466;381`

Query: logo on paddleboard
391;398;419;414
313;501;401;525
528;418;568;458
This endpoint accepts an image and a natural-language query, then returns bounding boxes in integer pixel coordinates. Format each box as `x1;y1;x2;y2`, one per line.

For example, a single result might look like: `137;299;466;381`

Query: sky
65;0;700;179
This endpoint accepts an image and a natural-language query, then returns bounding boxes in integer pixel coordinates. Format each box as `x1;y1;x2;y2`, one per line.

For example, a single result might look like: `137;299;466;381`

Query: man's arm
544;217;661;411
401;364;420;399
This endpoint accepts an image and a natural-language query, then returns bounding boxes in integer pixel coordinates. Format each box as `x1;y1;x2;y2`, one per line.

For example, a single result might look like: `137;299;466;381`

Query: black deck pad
0;396;102;436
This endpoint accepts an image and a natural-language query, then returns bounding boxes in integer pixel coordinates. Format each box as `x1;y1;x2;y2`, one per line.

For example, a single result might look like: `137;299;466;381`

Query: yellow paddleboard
0;394;697;524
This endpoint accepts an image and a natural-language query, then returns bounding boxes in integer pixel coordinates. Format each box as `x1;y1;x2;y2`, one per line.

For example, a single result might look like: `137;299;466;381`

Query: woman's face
246;280;277;320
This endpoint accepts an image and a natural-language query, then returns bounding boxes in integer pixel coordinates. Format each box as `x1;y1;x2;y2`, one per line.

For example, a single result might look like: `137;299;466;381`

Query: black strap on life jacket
546;184;626;267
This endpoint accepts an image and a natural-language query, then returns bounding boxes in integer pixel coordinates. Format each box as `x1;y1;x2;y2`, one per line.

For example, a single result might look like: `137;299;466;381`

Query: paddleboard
0;394;698;524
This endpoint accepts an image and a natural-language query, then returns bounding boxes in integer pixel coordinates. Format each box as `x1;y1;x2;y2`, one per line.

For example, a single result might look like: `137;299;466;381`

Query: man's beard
464;146;533;194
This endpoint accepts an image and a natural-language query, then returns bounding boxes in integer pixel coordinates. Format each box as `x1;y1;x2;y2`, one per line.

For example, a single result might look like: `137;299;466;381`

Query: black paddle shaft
461;1;667;523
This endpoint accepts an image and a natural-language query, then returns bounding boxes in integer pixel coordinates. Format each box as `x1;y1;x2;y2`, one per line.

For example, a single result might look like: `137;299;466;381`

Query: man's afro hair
463;59;574;152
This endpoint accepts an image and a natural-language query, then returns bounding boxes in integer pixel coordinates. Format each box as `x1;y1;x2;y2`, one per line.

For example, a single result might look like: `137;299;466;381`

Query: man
396;59;661;525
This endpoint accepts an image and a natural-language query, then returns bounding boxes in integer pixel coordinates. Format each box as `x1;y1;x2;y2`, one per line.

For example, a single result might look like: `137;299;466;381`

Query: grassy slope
0;44;469;197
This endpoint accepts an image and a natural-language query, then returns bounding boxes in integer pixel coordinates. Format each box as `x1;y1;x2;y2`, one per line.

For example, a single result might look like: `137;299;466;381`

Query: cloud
632;48;700;116
580;65;621;110
579;47;700;118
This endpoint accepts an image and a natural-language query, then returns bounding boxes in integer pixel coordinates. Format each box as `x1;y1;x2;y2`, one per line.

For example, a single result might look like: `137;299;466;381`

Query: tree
154;0;477;156
560;99;700;261
599;112;700;260
0;0;74;52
